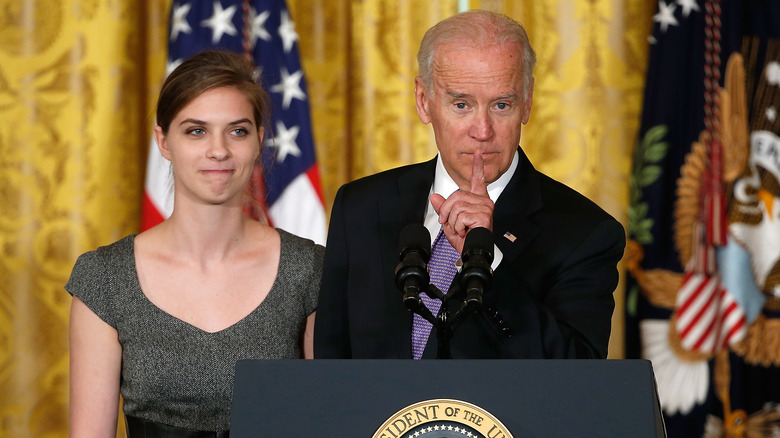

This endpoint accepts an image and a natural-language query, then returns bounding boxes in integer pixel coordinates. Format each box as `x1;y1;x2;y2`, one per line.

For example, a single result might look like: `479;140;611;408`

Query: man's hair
417;10;536;98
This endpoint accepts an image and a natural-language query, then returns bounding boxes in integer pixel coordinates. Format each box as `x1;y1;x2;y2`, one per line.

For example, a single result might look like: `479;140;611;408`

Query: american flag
141;0;326;245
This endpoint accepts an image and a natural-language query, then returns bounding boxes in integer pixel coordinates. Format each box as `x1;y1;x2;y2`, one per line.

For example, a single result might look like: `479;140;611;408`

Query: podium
230;359;665;437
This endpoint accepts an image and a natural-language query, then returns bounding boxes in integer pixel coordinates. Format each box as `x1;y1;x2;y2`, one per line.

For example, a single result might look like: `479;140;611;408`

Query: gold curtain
0;1;651;436
0;1;167;437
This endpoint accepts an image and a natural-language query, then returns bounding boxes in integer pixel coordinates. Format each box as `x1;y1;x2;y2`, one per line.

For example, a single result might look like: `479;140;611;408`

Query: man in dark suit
314;10;625;359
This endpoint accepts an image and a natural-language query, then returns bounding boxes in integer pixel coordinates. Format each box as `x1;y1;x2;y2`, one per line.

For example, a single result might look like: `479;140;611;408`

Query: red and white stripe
141;137;173;232
675;270;747;353
267;165;326;244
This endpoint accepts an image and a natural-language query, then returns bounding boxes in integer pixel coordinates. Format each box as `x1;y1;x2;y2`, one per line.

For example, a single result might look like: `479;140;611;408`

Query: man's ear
521;77;534;125
153;125;172;161
414;76;432;124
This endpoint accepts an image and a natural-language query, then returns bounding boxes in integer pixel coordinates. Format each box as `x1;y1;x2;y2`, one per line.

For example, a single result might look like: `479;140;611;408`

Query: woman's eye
232;128;248;136
189;128;205;136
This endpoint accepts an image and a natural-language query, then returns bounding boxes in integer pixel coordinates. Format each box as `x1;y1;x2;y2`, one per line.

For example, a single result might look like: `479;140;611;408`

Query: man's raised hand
430;152;494;253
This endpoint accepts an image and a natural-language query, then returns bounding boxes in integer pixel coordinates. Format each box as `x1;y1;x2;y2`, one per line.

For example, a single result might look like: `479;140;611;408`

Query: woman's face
154;86;263;207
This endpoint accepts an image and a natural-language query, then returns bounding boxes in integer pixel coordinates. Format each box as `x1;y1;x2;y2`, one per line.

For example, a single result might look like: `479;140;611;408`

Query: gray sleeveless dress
65;229;323;431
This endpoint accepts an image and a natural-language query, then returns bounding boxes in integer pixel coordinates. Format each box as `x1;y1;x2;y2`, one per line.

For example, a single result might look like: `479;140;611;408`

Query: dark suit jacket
314;148;626;359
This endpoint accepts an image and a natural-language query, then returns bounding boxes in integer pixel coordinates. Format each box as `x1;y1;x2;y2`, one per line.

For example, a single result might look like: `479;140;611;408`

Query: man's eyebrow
493;93;518;102
443;91;519;102
446;90;470;99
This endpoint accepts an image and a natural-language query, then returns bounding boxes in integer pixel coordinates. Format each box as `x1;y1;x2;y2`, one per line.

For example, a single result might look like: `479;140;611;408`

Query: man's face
415;42;533;189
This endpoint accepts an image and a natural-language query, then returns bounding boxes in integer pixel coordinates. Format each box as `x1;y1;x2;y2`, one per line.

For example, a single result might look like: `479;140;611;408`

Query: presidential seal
372;399;513;438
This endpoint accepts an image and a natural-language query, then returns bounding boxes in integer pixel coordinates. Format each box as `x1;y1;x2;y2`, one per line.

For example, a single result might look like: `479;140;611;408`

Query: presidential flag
626;1;780;436
141;0;326;245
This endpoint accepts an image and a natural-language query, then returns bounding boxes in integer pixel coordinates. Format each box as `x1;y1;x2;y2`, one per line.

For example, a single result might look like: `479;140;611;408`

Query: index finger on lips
470;151;489;196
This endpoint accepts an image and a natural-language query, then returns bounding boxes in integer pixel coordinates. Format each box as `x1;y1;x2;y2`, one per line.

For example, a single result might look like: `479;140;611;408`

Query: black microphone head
462;227;494;263
398;224;431;262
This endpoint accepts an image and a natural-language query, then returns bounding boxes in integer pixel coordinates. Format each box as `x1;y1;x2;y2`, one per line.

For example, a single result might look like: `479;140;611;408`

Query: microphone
394;224;431;311
460;227;494;309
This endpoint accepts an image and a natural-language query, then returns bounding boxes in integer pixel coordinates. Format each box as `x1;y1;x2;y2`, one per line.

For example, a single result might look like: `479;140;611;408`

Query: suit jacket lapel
377;158;436;356
377;158;436;265
493;148;542;264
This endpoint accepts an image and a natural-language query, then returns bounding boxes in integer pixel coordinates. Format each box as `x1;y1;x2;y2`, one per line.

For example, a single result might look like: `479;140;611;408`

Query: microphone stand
404;278;483;359
397;225;492;359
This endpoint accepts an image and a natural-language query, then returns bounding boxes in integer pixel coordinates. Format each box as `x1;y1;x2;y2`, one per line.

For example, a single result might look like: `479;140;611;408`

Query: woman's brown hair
156;50;271;134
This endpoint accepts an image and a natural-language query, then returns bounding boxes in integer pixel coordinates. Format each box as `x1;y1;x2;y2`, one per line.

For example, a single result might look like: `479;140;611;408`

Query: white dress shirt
423;150;520;270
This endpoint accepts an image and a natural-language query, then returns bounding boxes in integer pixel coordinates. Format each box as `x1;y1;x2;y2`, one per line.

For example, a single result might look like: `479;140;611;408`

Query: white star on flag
201;1;238;44
268;121;301;162
676;0;700;17
766;61;780;85
166;58;183;76
654;1;679;33
270;67;306;109
278;10;299;53
767;106;777;122
170;3;192;41
249;7;271;48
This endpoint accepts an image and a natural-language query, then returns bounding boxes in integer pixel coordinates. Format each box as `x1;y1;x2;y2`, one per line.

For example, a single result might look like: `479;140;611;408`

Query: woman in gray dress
66;50;323;437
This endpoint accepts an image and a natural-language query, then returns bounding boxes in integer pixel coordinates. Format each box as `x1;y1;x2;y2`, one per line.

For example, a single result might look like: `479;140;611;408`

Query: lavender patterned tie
411;227;460;359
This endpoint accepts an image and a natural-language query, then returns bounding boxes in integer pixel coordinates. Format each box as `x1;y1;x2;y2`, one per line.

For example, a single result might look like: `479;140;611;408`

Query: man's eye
496;102;508;110
455;103;467;109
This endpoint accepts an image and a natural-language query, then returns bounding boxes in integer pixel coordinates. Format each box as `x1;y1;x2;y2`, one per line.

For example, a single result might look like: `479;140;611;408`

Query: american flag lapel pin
503;231;517;242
